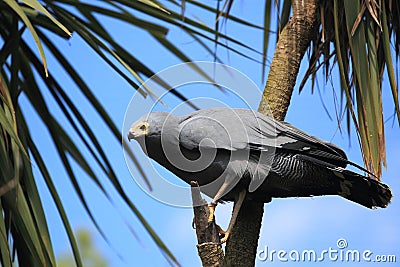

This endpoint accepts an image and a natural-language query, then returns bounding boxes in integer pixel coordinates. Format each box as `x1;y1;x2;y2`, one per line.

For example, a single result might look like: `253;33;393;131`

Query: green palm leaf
279;0;400;178
0;0;228;266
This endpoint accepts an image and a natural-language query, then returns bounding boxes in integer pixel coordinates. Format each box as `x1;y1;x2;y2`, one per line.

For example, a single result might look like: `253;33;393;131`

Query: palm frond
294;0;399;178
0;0;240;266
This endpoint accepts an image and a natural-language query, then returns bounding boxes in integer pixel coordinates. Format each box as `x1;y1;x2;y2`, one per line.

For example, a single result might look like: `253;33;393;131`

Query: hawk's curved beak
128;122;148;141
127;131;137;141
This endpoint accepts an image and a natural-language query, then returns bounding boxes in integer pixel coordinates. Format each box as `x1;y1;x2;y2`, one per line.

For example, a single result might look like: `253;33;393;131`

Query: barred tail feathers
333;168;392;209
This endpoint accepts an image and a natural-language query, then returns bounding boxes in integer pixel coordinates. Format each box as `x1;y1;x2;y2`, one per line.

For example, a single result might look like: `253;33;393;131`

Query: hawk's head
128;112;178;141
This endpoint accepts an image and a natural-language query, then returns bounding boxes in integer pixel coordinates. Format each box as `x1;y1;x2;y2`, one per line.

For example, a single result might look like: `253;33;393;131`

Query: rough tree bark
259;0;319;120
191;181;224;266
224;0;319;266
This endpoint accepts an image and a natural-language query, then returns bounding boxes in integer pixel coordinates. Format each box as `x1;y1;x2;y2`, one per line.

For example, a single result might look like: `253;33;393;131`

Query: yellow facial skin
128;121;149;140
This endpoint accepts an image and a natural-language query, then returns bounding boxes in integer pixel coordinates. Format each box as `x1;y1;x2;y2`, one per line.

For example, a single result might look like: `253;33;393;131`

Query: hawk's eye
139;124;146;130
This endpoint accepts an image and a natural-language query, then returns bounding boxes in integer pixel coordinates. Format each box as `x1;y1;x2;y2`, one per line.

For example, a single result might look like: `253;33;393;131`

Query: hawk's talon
216;224;229;243
216;224;226;236
220;231;230;243
191;217;196;229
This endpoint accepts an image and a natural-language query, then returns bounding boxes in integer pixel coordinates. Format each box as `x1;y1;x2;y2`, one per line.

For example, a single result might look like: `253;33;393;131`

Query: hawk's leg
207;176;238;223
220;189;246;243
207;203;216;224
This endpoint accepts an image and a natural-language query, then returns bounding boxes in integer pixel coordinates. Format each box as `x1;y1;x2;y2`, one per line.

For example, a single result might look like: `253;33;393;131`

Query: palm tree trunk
259;0;319;119
224;0;319;266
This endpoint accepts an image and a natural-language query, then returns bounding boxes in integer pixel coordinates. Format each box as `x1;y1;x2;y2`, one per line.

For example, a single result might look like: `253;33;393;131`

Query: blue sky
21;1;400;266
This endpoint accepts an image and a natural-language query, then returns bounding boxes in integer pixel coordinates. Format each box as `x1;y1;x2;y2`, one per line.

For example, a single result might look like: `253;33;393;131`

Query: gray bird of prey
128;108;392;243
